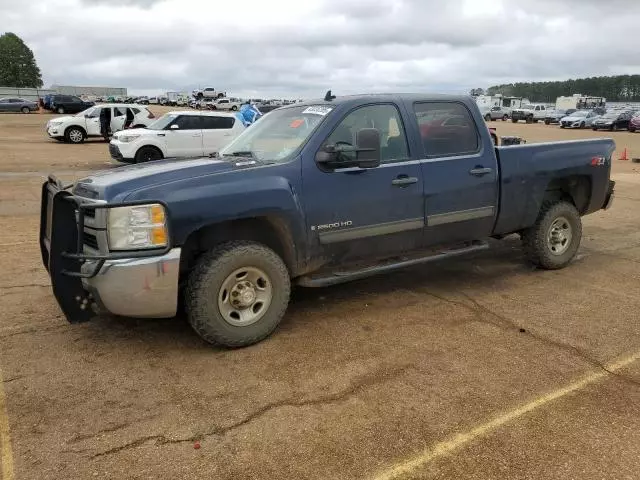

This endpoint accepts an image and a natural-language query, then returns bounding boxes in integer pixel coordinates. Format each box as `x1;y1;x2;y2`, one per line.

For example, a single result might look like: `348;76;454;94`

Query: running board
297;241;489;287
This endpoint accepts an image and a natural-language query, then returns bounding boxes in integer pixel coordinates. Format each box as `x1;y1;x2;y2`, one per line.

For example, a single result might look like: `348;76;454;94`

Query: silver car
559;110;600;129
483;106;510;121
0;97;39;113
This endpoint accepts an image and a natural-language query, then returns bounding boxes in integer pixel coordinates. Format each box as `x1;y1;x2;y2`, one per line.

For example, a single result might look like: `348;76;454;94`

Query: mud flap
45;188;97;323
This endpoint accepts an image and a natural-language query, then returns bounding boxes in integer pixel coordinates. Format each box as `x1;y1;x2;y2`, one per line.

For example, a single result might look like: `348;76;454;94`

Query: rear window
413;102;479;157
201;116;235;129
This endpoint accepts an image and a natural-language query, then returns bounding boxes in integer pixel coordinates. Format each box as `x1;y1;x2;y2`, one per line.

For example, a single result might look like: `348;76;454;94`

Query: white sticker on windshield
302;106;333;116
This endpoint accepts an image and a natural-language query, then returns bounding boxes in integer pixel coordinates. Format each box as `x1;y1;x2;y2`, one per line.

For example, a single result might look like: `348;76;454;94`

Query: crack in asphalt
0;324;66;340
91;364;413;459
422;288;640;389
0;283;50;290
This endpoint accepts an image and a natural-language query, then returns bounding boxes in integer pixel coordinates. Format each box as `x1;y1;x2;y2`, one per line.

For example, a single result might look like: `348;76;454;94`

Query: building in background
50;85;127;97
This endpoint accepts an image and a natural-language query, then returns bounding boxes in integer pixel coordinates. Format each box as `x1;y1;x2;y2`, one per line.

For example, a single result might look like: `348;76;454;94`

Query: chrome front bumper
81;248;181;318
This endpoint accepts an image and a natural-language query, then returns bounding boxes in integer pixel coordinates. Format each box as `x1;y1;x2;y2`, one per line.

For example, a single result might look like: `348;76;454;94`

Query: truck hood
72;156;265;201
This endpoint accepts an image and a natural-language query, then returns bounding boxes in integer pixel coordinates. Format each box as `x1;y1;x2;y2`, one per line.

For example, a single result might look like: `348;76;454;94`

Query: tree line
475;75;640;103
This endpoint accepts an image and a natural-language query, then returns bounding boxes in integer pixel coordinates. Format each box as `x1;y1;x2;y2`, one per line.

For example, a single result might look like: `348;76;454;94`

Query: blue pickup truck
40;93;616;347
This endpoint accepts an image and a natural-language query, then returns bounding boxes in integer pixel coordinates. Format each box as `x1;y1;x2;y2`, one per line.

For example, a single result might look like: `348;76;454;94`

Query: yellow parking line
0;367;15;480
372;351;640;480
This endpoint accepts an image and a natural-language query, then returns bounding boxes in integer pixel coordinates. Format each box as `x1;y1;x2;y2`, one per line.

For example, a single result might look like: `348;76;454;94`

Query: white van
109;110;245;163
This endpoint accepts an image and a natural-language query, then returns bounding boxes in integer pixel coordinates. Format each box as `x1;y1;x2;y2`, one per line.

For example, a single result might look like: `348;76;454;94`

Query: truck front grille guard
42;175;173;280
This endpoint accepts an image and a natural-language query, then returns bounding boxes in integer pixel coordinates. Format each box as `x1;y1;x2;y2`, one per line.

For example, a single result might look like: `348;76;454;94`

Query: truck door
301;103;424;263
412;101;498;246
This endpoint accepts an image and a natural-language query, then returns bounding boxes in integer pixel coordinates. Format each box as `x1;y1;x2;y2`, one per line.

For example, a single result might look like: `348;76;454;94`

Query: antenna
324;90;336;101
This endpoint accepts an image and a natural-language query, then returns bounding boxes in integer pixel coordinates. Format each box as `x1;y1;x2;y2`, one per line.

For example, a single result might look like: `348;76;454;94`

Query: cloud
1;0;639;98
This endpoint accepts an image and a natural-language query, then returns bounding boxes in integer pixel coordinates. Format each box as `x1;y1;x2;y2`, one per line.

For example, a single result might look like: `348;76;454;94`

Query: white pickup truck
511;104;549;123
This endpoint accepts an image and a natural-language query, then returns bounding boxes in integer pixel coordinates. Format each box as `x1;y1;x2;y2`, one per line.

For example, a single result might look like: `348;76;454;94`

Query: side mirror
170;124;180;130
354;128;381;168
315;128;381;169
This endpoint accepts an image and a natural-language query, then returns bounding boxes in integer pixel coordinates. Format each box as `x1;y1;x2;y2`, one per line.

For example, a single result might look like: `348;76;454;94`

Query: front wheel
64;127;85;144
544;119;550;125
134;146;163;163
56;106;65;114
484;114;491;121
21;106;30;114
231;105;238;111
185;241;291;347
512;118;518;123
502;114;509;121
521;201;582;270
629;127;636;133
580;122;585;129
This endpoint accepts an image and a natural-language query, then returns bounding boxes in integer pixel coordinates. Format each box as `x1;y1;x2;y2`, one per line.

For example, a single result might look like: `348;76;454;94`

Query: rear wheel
231;105;238;111
56;106;65;114
64;126;85;144
630;127;636;133
485;114;491;121
580;121;585;129
185;241;291;347
134;146;163;163
512;118;518;123
521;201;582;270
544;119;551;125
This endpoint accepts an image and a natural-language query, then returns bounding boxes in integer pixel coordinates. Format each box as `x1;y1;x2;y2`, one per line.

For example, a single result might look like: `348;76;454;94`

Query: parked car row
485;103;640;132
0;97;39;113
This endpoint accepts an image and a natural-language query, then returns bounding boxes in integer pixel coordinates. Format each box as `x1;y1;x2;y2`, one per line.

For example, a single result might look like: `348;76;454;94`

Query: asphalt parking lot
1;111;640;480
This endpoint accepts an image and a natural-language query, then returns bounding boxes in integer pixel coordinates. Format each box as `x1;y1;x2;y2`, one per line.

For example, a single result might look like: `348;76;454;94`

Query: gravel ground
1;110;640;480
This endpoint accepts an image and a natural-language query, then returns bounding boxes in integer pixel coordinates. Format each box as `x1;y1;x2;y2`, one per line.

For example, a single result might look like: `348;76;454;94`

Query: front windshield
146;113;178;130
76;107;95;117
218;105;331;162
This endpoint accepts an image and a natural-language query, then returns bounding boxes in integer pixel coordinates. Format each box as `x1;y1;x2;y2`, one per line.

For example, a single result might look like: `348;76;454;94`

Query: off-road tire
521;201;582;270
185;241;291;348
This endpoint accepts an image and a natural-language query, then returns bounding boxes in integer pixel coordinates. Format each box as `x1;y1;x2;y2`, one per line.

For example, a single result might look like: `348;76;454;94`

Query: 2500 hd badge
311;221;353;231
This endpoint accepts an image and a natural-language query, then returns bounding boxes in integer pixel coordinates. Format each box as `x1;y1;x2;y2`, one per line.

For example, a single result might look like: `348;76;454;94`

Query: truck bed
493;138;616;235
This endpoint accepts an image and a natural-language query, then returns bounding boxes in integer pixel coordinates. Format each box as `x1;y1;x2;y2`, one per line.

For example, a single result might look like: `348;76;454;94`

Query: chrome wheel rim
547;216;572;255
69;129;83;143
218;267;272;327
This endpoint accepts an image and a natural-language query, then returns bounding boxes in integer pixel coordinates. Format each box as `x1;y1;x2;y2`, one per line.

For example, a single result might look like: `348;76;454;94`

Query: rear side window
172;115;201;130
413;102;479;157
201;116;235;129
131;108;141;114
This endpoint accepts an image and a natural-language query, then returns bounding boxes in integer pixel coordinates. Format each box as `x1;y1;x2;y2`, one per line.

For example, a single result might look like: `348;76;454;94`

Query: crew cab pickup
40;93;616;348
511;104;548;123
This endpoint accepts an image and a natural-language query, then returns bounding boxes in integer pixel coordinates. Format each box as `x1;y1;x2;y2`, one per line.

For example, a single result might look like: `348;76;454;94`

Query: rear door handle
392;176;419;187
469;167;493;176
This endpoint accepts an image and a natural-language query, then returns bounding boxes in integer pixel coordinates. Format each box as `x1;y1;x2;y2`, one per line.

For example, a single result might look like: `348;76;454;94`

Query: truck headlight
107;204;168;250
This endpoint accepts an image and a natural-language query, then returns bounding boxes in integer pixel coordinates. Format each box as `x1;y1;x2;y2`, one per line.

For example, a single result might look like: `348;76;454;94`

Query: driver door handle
392;175;418;187
469;167;492;176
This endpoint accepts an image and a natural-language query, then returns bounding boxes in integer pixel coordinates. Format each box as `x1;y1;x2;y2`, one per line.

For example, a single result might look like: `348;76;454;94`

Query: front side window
323;104;409;164
172;115;201;130
414;102;479;157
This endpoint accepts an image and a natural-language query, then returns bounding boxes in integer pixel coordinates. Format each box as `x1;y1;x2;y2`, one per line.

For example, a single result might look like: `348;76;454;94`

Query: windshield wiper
223;151;254;157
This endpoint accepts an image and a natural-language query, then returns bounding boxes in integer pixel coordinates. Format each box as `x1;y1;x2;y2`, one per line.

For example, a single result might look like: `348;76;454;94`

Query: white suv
46;104;155;144
108;110;245;163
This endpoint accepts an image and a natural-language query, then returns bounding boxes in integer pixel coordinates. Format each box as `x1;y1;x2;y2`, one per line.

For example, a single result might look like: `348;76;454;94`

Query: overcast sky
1;0;639;98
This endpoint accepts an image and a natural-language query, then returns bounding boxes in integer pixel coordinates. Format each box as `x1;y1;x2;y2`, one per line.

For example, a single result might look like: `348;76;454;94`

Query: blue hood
72;156;264;201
